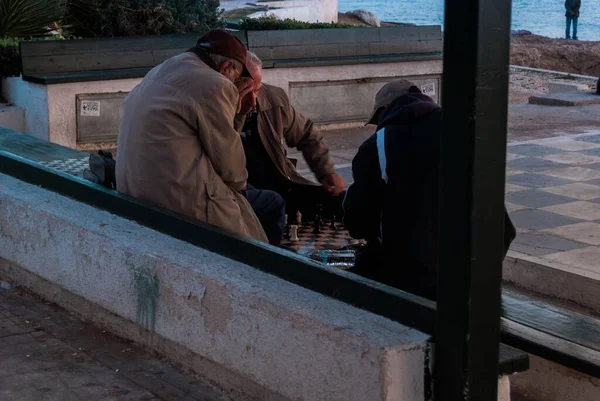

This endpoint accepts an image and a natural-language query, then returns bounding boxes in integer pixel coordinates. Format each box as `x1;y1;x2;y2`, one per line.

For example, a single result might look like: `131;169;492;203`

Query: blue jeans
243;184;285;246
566;16;578;39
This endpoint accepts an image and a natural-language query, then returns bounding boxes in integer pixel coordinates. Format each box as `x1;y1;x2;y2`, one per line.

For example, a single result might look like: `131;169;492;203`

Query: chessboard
38;157;89;177
281;218;352;254
280;215;365;270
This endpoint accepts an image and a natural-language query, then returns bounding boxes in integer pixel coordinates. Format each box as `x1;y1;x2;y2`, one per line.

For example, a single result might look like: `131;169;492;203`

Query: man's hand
321;173;346;196
235;77;254;113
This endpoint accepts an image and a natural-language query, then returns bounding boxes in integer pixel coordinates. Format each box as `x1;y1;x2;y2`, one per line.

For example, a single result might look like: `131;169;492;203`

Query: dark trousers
243;184;285;246
566;16;578;39
284;183;346;222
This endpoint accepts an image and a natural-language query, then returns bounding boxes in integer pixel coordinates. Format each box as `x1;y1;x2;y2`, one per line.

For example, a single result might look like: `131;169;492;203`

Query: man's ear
219;60;233;73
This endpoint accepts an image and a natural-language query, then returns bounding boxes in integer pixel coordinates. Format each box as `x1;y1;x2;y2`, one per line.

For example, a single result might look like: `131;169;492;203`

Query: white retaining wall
0;172;430;401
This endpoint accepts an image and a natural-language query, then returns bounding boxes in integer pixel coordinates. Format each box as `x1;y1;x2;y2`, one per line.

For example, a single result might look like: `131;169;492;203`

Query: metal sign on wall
76;92;128;144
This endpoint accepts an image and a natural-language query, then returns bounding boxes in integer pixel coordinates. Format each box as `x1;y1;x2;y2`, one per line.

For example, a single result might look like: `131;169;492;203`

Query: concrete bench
2;26;442;150
19;34;203;84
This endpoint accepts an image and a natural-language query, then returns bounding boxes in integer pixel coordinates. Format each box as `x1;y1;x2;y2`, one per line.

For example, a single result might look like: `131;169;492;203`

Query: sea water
339;0;600;41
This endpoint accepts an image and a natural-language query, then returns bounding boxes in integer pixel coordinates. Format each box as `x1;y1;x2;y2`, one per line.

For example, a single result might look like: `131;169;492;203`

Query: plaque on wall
76;92;128;144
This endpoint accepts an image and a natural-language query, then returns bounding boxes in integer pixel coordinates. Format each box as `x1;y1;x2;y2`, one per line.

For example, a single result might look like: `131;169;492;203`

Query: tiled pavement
297;130;600;282
505;130;600;281
0;281;228;401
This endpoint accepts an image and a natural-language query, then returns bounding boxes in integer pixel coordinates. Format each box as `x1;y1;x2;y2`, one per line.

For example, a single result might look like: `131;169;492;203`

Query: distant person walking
565;0;581;40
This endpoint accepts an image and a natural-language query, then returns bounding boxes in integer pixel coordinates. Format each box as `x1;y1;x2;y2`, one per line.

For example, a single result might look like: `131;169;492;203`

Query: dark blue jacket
344;93;516;299
565;0;581;17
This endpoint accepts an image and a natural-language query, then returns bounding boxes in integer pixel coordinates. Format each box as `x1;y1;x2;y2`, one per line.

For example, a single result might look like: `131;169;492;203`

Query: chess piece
313;205;323;234
284;214;289;236
330;215;336;230
295;211;302;225
289;225;299;242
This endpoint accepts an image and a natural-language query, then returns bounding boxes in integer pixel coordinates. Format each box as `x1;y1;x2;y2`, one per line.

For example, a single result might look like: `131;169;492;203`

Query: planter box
4;26;442;149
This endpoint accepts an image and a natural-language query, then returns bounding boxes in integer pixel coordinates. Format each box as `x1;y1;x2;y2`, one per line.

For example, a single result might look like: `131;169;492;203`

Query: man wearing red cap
116;29;284;244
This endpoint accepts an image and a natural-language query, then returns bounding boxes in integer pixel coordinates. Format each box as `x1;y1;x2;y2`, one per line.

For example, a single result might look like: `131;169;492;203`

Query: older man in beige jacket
116;29;284;244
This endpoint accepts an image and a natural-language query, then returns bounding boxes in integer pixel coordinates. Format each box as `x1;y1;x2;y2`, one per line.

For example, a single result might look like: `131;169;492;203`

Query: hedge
239;16;357;31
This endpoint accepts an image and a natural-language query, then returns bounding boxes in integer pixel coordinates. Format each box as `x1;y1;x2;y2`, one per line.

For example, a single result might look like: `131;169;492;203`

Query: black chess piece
330;215;337;230
313;205;323;234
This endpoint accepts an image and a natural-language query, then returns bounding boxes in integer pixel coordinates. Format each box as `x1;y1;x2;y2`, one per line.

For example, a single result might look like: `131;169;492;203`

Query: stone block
529;91;600;107
0;105;25;132
548;81;589;94
511;355;600;401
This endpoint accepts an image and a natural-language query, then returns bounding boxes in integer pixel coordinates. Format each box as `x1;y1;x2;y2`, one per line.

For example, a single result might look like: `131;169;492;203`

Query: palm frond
0;0;67;37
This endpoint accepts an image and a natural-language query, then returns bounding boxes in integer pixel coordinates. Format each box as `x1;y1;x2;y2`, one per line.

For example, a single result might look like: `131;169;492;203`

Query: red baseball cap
196;29;254;80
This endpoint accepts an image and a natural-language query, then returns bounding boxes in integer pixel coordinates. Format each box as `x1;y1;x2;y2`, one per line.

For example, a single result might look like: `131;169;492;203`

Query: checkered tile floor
506;130;600;280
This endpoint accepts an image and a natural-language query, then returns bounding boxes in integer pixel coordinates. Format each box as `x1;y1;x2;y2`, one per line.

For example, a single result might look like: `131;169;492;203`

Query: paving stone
536;138;600;151
541;182;600;201
509;209;583;230
543;167;600;181
581;162;600;170
542;201;600;221
0;287;227;401
505;168;525;177
508;157;565;172
580;147;600;157
574;134;600;144
543;222;600;246
506;189;576;208
505;184;528;194
541;152;600;165
510;232;588;256
507;144;566;157
507;172;572;188
506;153;526;161
506;202;527;212
543;246;600;275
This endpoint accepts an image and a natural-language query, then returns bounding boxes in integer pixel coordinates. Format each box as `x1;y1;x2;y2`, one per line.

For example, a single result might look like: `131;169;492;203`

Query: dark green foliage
90;0;222;37
0;37;21;77
0;0;65;37
239;16;357;31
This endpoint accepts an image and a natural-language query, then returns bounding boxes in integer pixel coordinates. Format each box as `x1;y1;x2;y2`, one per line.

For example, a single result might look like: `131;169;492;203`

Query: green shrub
89;0;222;37
0;37;21;77
239;16;357;31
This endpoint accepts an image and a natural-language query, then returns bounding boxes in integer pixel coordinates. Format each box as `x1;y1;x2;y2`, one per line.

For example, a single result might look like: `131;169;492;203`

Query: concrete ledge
511;355;600;401
504;254;600;313
528;91;600;106
0;173;430;401
548;81;589;94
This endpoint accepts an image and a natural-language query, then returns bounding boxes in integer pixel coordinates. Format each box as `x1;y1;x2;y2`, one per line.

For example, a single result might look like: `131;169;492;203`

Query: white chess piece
295;211;302;225
289;225;299;242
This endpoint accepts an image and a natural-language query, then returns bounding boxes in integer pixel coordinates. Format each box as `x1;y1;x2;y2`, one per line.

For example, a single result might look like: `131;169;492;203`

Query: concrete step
503;286;600;401
529;91;600;106
504;252;600;314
